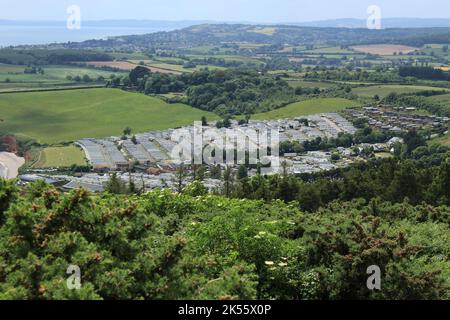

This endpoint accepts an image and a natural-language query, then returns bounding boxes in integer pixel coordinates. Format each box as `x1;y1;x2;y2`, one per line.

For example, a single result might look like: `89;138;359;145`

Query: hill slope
62;24;450;50
0;88;218;144
251;98;360;120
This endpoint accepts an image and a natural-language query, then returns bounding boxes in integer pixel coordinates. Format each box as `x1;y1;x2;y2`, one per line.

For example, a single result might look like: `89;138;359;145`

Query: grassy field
429;133;450;148
350;44;418;55
251;98;360;120
0;64;123;82
0;88;218;144
33;146;87;168
427;93;450;106
353;85;449;97
187;54;263;64
146;62;226;73
250;27;277;35
286;80;336;89
302;46;355;54
0;64;125;91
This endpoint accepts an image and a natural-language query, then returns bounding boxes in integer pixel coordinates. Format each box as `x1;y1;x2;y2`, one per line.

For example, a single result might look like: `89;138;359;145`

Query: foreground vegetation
0;178;448;300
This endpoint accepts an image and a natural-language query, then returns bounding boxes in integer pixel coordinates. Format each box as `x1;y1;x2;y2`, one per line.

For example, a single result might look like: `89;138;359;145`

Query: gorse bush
0;179;448;300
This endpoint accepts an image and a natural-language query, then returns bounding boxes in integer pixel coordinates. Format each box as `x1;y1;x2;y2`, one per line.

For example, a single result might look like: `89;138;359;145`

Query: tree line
399;66;450;81
111;68;299;116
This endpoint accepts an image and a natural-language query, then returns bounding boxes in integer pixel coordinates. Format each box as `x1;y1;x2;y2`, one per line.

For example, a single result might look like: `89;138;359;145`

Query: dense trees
280;128;390;154
304;67;407;83
181;69;296;115
129;66;151;86
219;145;450;211
382;93;450;118
128;68;298;115
0;178;448;300
399;66;450;81
0;49;112;65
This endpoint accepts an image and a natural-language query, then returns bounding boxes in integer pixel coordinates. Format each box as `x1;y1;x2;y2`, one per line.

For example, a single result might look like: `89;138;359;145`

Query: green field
147;62;226;73
0;88;218;144
427;93;450;106
0;64;123;82
429;133;450;148
0;64;125;92
251;98;360;120
302;46;355;54
34;145;87;168
250;27;277;35
353;85;449;97
187;54;263;65
286;80;336;89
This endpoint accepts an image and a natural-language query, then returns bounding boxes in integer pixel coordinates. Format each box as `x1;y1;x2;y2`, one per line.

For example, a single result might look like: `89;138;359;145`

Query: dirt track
0;152;25;179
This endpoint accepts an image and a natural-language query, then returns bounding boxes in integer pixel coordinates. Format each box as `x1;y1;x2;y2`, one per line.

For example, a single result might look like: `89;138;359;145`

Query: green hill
0;88;218;144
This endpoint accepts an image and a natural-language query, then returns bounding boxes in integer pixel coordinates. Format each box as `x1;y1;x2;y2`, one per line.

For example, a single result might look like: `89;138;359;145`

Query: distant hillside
296;18;450;28
4;17;450;29
0;19;209;29
60;23;450;50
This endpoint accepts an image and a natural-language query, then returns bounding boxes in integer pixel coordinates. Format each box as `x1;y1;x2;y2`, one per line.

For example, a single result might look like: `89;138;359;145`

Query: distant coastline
0;20;212;46
1;17;450;47
0;25;171;47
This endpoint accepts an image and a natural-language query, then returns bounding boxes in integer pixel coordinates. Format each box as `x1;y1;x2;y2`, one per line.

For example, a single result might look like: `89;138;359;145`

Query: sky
0;0;449;22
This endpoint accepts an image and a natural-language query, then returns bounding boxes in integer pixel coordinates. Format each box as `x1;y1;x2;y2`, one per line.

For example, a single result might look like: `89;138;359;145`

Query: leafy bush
0;180;448;300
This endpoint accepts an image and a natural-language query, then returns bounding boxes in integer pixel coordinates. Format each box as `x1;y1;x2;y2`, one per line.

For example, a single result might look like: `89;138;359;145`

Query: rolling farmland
0;63;126;92
350;44;418;55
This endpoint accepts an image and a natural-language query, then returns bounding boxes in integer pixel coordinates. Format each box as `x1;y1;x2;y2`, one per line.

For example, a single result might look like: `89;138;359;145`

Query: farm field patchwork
303;46;355;54
0;64;124;82
250;27;277;35
350;44;418;55
82;61;139;71
251;98;360;120
83;61;182;74
0;88;218;144
146;62;226;73
0;64;125;91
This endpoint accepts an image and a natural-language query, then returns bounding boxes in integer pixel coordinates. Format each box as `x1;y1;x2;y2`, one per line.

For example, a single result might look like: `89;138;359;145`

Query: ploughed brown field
82;61;182;74
350;44;418;55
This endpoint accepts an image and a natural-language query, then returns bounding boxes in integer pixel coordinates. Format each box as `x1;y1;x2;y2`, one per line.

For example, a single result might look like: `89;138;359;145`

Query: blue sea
0;25;172;47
